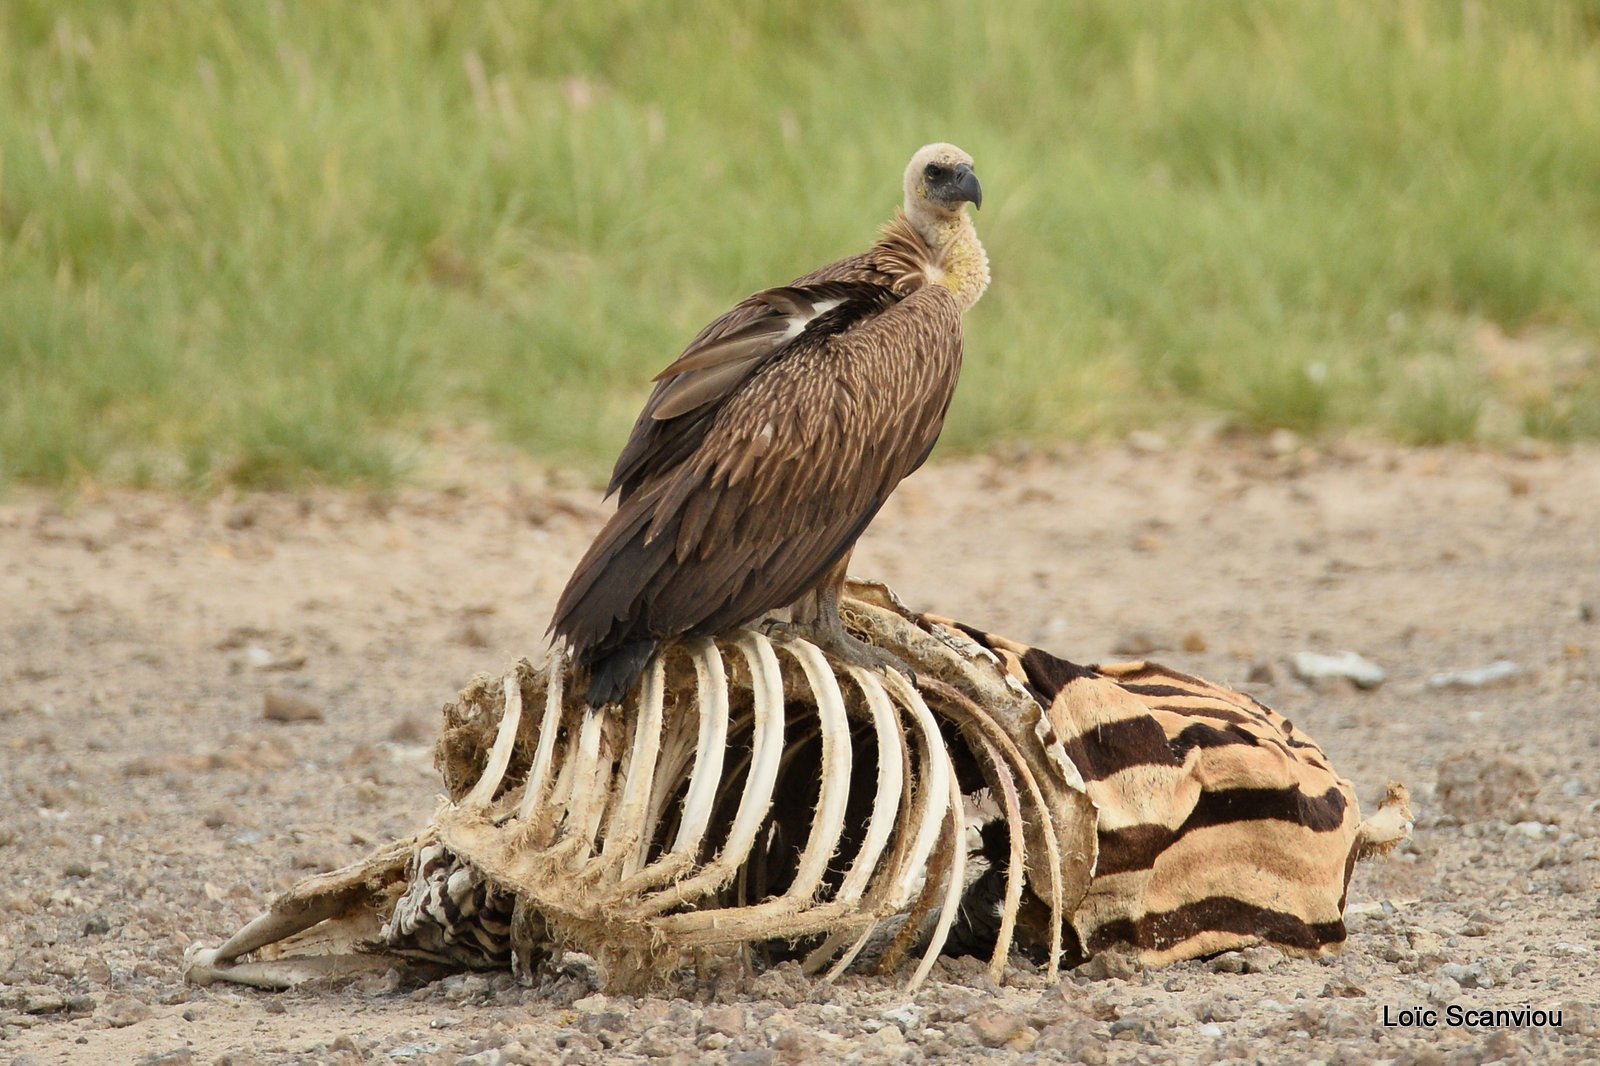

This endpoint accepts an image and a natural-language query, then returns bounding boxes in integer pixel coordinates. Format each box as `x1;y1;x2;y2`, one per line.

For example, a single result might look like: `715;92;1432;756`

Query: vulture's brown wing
552;283;964;654
607;253;890;503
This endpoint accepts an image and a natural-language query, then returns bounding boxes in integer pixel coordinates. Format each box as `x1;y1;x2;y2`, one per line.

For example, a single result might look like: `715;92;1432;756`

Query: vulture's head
903;143;982;226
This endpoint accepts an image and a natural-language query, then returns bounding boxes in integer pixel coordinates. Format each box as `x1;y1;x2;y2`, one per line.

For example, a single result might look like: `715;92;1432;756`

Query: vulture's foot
761;617;916;683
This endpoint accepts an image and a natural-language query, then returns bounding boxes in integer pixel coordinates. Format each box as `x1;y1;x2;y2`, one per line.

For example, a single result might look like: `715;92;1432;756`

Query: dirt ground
2;437;1598;1065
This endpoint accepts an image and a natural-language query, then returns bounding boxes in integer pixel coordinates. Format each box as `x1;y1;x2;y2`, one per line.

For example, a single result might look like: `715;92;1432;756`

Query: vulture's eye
924;164;946;181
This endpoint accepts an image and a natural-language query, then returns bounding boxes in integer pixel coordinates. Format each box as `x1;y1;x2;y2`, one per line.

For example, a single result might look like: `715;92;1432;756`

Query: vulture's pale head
903;143;982;229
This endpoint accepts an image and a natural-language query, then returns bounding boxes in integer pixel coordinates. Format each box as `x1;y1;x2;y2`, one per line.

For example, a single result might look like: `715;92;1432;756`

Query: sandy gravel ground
2;439;1598;1065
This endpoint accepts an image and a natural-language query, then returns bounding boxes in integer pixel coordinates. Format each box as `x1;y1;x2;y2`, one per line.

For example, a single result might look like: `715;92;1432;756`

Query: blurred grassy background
3;1;1599;490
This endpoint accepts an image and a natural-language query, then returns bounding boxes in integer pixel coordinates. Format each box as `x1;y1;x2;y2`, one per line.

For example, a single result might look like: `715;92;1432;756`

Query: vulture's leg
767;553;914;679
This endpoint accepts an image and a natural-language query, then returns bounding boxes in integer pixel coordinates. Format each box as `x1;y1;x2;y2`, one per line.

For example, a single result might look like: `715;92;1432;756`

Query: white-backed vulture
551;143;989;706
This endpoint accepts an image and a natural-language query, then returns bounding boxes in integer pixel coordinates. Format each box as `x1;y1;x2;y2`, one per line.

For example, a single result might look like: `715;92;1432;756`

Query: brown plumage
552;143;990;706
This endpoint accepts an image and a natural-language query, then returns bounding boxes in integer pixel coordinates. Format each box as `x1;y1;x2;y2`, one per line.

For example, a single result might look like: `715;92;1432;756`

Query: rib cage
408;589;1097;991
181;581;1408;994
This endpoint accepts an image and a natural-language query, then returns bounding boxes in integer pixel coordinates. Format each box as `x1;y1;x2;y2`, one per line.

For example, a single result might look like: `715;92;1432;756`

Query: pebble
1425;660;1522;689
699;1004;746;1036
1291;651;1386;689
83;913;111;935
100;995;153;1028
880;1004;923;1033
726;1050;774;1066
968;1009;1033;1048
18;988;66;1015
1439;961;1493;989
386;1042;444;1061
263;690;324;723
138;1051;193;1066
1509;820;1554;841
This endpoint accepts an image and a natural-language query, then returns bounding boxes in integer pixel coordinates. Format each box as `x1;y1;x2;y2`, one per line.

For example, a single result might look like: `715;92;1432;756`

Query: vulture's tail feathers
582;638;658;708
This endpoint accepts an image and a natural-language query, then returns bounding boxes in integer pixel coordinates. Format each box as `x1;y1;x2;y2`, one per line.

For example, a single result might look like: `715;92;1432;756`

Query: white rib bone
596;654;666;877
974;733;1027;983
659;638;851;940
907;761;970;991
668;639;729;855
516;650;566;823
802;669;910;976
831;666;906;906
461;671;525;809
882;671;953;909
638;632;785;916
554;704;608;864
613;643;730;895
928;678;1068;979
820;671;942;981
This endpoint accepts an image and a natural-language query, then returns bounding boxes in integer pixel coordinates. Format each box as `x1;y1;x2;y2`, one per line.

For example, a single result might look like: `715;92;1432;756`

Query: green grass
3;1;1599;489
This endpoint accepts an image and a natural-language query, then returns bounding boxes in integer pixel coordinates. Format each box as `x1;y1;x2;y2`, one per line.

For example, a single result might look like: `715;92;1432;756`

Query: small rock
20;989;67;1015
1509;820;1553;842
1426;660;1522;690
968;1009;1033;1049
429;1014;461;1029
262;690;323;723
880;1004;923;1033
1074;950;1140;981
138;1051;193;1066
1181;631;1208;653
1241;945;1287;973
1291;651;1386;689
633;1025;677;1058
1439;961;1494;989
1197;997;1244;1022
726;1050;774;1066
100;995;152;1028
1197;1022;1224;1038
1246;661;1276;684
454;1050;508;1066
1209;952;1247;974
577;1011;627;1036
1109;1017;1154;1043
699;1004;745;1036
83;913;111;935
771;1028;821;1064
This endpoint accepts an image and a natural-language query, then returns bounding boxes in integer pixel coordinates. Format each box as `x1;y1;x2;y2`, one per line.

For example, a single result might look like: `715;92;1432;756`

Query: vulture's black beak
953;163;982;210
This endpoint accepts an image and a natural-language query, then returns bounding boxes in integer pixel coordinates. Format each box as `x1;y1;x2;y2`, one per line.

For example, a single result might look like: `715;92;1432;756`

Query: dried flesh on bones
184;582;1408;992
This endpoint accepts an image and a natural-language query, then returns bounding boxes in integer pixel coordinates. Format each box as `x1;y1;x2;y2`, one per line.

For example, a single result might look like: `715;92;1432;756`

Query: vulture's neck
916;211;990;312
